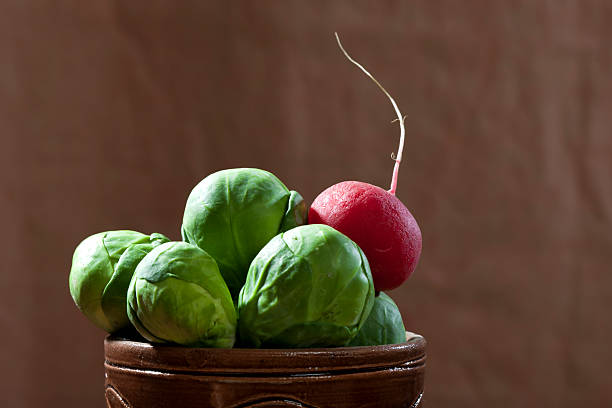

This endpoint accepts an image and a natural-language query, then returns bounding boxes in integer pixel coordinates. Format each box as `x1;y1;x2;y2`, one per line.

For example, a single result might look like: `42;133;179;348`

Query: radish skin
309;181;421;291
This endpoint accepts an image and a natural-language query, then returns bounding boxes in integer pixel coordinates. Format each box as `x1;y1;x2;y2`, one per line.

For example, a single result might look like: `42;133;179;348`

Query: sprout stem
334;32;405;195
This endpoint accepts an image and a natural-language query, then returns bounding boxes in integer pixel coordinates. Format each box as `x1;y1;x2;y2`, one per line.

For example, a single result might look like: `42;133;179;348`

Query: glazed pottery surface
104;333;426;408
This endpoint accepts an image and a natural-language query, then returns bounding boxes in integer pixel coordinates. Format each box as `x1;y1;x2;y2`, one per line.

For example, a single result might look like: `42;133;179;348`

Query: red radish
308;34;422;291
309;181;421;291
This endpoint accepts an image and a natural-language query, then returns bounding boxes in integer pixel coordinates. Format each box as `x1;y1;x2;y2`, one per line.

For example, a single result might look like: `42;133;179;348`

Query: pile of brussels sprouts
69;168;407;348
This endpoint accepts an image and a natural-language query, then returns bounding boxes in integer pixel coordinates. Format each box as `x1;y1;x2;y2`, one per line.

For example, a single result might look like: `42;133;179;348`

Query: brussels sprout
238;224;375;348
348;292;406;346
69;230;170;333
127;241;237;347
181;168;307;298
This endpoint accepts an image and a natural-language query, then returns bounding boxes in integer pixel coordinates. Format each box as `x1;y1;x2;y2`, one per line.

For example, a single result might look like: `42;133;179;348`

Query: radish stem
334;32;405;195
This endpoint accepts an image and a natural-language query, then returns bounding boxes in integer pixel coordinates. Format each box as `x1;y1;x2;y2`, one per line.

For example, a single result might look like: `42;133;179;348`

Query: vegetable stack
69;167;415;348
69;35;421;349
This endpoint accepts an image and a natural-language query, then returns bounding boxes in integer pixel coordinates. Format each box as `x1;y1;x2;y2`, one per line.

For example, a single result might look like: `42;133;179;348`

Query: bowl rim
104;332;426;375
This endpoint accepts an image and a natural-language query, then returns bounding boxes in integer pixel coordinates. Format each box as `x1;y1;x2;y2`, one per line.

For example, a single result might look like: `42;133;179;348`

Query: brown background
1;1;611;407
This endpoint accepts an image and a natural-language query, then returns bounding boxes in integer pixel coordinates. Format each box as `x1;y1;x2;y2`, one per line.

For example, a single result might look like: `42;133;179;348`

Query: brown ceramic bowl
104;332;426;408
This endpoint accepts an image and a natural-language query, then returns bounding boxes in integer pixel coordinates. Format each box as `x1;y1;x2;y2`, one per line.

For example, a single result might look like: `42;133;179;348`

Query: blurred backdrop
1;1;611;407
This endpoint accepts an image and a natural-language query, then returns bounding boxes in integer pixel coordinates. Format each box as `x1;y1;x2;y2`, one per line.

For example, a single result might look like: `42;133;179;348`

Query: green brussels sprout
127;241;237;347
238;224;375;348
69;230;170;333
181;168;307;299
348;292;406;346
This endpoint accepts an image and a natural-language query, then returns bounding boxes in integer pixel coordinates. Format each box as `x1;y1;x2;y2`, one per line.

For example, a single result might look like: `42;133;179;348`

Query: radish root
334;32;405;195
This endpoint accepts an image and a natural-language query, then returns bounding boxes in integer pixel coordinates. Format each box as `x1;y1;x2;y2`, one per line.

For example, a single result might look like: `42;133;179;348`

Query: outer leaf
182;168;306;298
238;224;375;348
127;242;237;347
279;190;307;232
69;233;116;332
348;292;406;346
69;230;169;333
